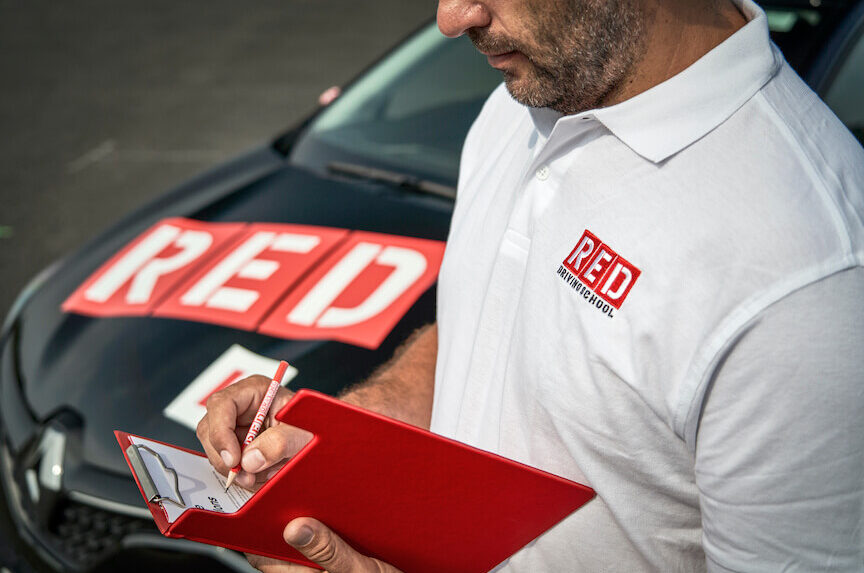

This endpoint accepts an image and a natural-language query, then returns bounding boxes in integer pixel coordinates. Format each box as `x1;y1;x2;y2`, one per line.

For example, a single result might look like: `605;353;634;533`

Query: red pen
224;360;290;490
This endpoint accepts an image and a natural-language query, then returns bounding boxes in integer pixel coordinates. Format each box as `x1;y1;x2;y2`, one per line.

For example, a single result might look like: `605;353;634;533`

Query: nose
437;0;492;38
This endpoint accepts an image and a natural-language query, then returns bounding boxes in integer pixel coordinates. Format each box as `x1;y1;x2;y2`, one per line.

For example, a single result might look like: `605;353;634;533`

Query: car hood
10;147;452;484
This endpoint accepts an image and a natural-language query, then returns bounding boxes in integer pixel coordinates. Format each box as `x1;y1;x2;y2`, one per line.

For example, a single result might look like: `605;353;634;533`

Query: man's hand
197;325;437;567
196;375;312;489
198;378;411;572
247;517;403;572
197;324;437;489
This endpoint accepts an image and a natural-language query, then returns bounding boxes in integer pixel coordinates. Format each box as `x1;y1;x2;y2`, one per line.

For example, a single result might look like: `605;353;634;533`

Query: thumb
283;518;401;573
242;423;312;474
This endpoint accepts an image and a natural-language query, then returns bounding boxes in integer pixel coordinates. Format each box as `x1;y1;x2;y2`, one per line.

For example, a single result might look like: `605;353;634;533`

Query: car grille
48;499;157;566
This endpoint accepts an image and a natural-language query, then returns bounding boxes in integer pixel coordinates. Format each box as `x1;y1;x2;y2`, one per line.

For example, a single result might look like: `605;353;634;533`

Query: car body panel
15;161;452;477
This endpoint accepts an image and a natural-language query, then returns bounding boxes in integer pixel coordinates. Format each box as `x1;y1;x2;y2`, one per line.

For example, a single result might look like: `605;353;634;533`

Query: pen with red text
224;360;290;490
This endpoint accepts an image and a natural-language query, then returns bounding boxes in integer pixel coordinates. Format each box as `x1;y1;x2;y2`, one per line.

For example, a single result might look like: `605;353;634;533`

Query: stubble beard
470;0;646;115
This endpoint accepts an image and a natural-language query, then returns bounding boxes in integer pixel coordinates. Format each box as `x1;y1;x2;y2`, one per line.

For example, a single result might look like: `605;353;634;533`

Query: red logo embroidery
62;218;445;349
560;230;640;312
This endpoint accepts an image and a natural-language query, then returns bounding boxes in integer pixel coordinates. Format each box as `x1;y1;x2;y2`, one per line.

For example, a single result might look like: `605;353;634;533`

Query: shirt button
535;165;550;181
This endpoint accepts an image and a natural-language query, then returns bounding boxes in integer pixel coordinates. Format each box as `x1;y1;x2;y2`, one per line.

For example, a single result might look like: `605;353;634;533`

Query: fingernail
243;448;265;473
287;525;314;547
220;450;233;467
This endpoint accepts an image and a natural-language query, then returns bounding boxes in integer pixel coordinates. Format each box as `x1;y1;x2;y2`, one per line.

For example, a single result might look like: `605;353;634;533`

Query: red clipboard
117;389;595;572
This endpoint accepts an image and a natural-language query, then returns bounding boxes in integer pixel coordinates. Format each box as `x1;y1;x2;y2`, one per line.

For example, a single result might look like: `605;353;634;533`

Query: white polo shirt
432;0;864;571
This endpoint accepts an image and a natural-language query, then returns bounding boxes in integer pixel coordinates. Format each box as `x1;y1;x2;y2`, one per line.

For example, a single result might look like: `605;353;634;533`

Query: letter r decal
62;218;246;316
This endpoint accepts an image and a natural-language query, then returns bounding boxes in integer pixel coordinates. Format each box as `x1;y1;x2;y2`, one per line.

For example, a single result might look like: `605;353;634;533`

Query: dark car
2;2;863;571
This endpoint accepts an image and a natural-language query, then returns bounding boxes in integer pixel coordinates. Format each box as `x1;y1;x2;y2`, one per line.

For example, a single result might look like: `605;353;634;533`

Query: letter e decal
154;224;349;331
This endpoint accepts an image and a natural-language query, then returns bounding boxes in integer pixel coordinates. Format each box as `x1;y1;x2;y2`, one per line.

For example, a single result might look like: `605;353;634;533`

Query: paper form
130;436;253;522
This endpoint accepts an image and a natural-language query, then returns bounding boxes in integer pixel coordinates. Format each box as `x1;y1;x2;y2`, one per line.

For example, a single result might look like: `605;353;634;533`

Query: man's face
439;0;646;114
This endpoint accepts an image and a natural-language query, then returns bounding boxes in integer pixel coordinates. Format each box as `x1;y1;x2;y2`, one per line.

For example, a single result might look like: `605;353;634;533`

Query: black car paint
18;161;452;471
1;157;452;572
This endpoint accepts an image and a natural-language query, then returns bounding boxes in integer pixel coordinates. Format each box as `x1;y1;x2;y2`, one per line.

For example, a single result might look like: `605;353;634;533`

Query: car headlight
25;426;67;503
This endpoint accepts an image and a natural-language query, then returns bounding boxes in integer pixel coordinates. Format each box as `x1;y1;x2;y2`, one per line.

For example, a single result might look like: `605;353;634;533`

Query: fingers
234;455;291;490
234;422;312;490
246;518;404;572
197;375;290;474
241;423;313;474
283;517;402;573
196;411;233;474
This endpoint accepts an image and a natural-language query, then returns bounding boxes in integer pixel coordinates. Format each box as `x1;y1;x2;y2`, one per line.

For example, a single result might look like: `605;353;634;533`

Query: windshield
289;24;501;187
823;20;864;146
289;6;858;188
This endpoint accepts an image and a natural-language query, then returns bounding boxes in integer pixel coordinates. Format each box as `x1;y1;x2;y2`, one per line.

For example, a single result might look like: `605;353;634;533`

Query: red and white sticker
154;224;348;331
259;231;445;349
163;344;298;430
62;218;245;316
62;218;446;349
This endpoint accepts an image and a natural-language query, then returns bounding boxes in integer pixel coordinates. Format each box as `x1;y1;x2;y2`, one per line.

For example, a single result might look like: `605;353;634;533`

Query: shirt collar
529;0;781;163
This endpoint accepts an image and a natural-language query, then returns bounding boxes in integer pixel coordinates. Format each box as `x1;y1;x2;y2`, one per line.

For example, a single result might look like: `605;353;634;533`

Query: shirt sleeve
694;266;864;572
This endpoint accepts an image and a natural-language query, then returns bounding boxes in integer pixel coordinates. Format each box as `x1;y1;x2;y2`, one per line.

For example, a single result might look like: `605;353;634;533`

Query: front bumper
0;329;255;573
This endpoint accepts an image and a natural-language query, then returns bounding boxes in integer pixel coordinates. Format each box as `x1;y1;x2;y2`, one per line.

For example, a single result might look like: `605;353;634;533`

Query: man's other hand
196;375;312;489
247;517;403;573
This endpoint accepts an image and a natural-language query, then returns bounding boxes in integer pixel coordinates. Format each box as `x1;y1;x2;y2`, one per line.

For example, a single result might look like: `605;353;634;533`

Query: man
197;0;864;570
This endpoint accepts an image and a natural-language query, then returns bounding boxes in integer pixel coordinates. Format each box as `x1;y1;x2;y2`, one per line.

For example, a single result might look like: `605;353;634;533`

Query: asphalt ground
0;0;435;322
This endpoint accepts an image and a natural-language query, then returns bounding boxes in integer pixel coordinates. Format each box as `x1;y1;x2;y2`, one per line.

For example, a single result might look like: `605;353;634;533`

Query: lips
485;51;518;68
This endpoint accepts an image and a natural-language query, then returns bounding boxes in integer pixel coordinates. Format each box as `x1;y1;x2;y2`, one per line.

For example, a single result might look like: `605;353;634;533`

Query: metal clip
126;444;186;509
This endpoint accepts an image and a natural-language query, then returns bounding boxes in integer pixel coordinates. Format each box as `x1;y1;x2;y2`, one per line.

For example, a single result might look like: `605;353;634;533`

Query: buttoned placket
454;113;604;444
506;115;601;239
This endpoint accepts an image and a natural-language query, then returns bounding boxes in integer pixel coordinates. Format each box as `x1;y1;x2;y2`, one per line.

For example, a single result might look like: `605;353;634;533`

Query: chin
503;79;551;109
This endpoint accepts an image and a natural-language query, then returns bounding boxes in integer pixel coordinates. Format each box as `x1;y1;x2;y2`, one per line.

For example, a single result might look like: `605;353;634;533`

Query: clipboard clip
126;444;187;509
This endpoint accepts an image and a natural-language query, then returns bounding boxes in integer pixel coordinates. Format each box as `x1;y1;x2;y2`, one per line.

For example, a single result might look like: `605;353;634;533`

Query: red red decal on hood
62;218;445;349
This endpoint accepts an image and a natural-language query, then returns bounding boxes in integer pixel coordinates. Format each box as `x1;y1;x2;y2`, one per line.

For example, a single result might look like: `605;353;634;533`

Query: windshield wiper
327;161;456;200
